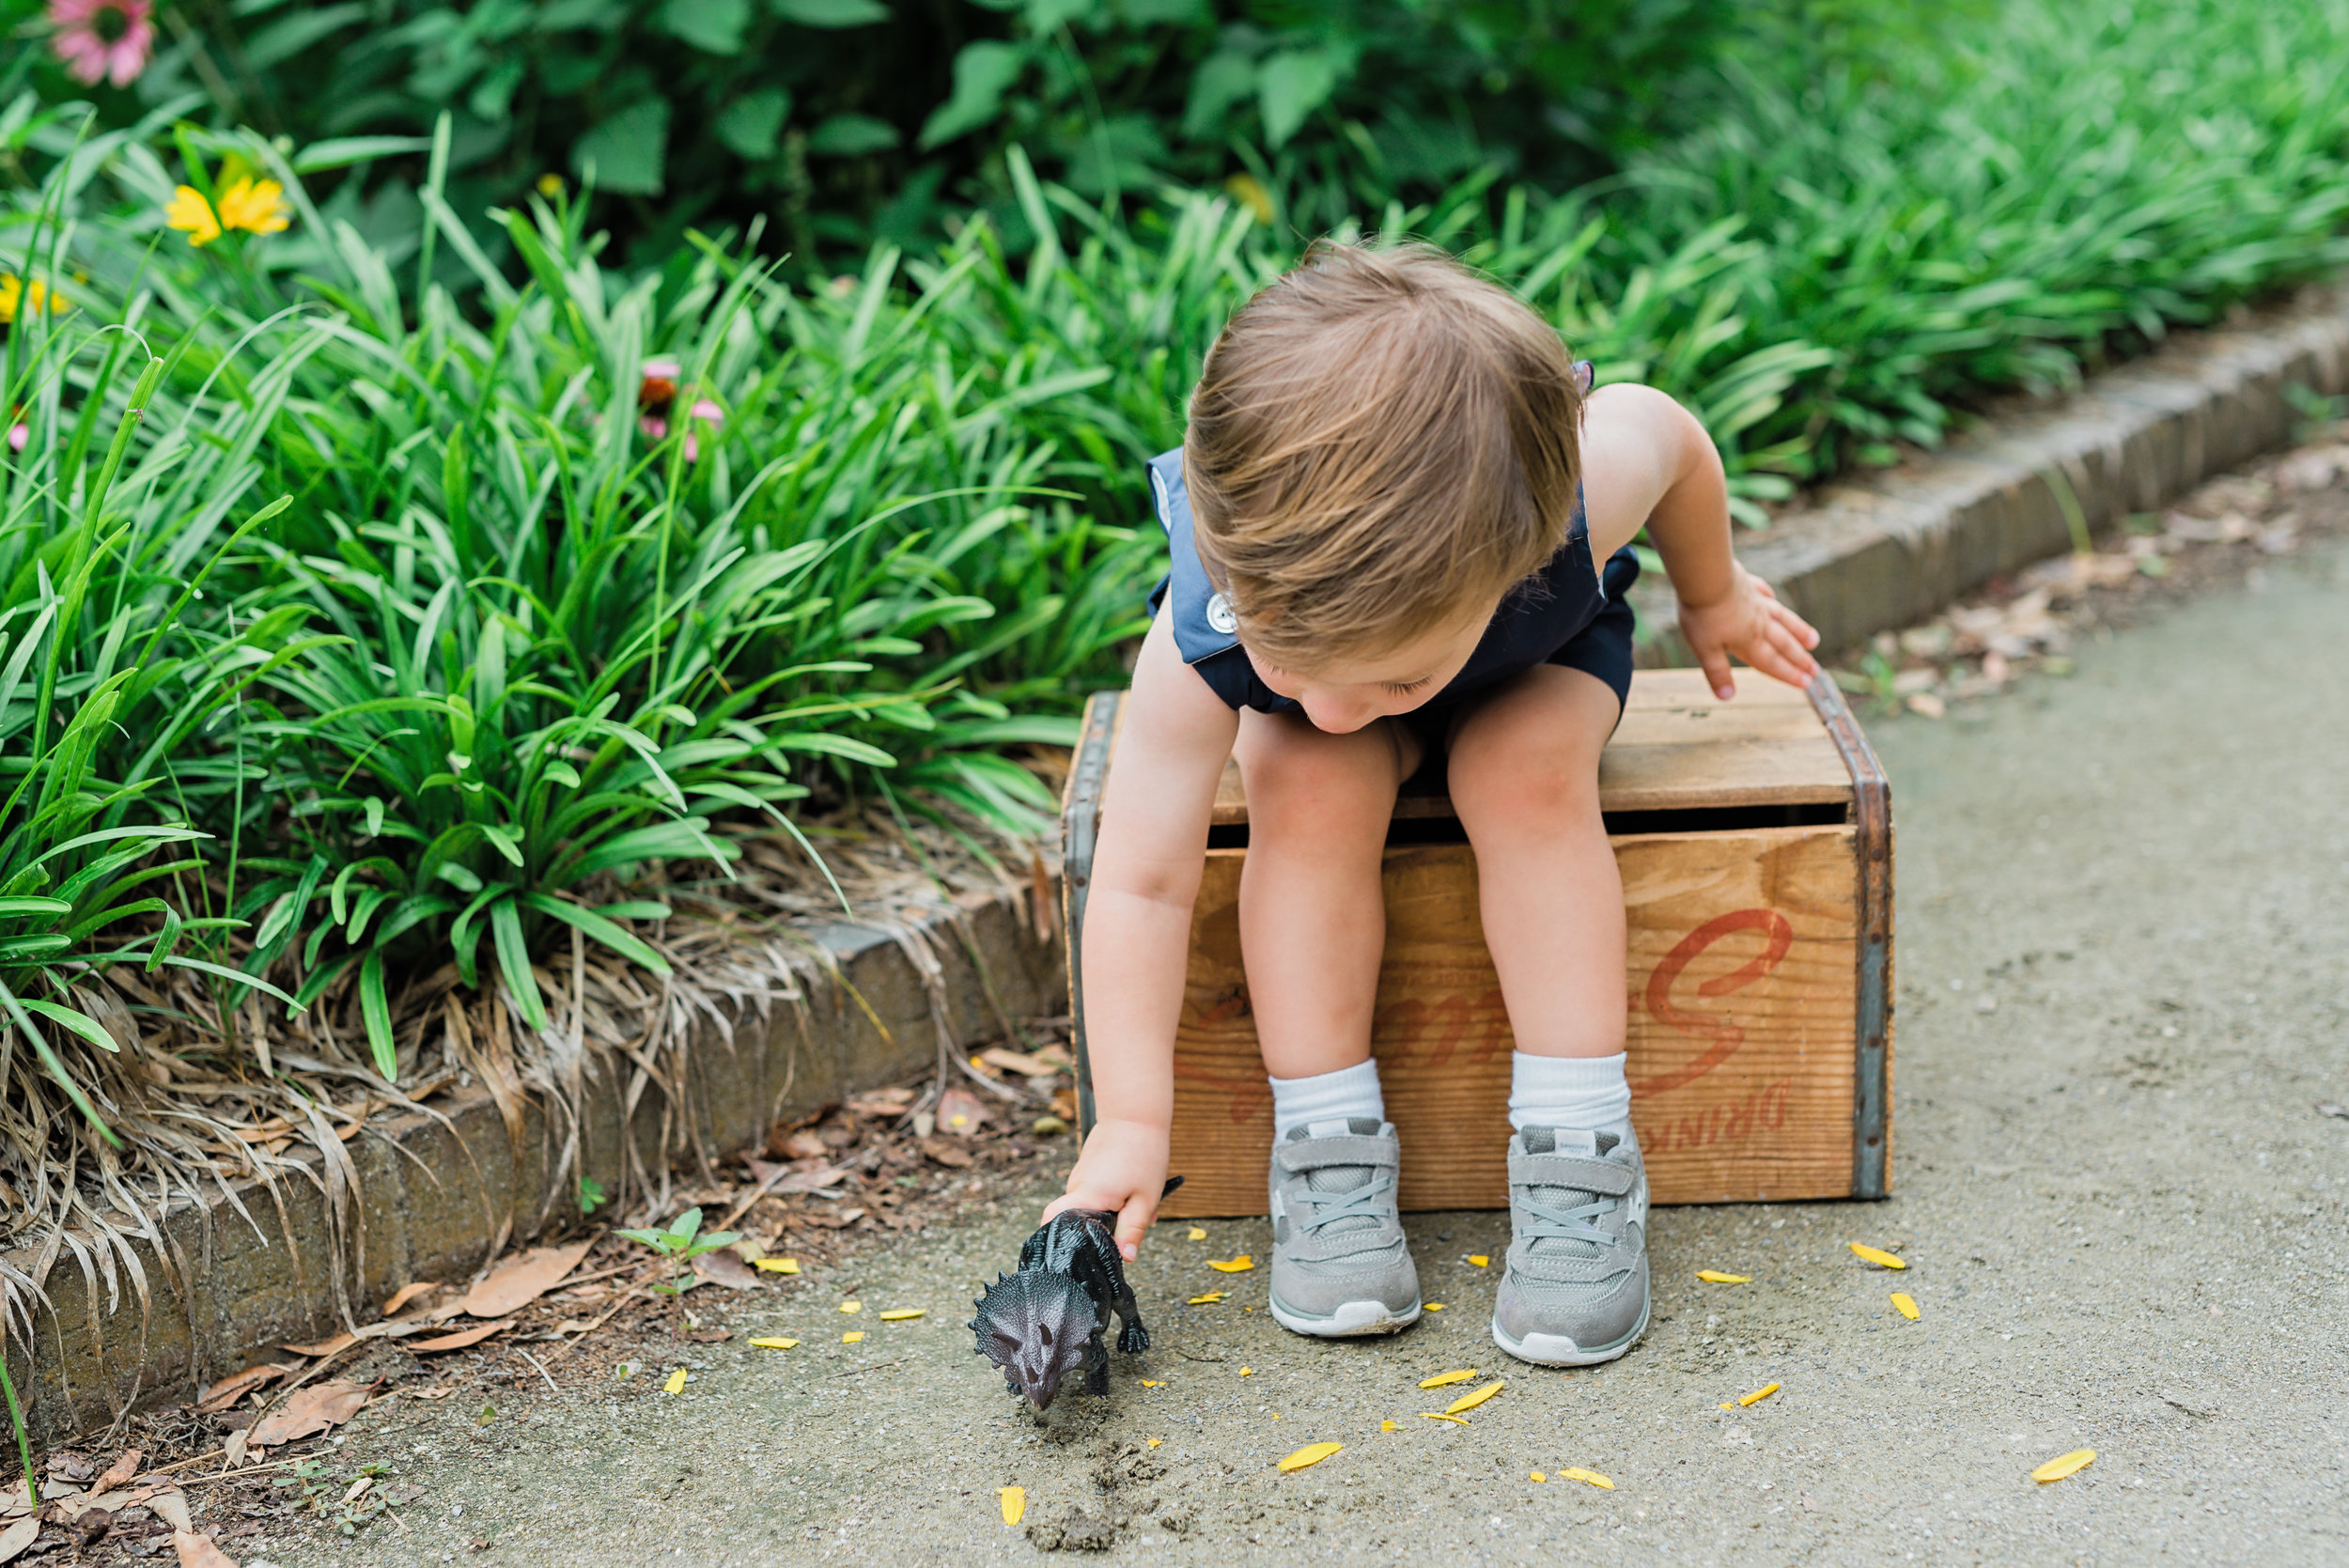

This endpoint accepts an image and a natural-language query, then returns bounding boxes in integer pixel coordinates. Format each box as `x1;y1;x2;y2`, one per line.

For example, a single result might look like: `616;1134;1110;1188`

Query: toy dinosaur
970;1177;1183;1410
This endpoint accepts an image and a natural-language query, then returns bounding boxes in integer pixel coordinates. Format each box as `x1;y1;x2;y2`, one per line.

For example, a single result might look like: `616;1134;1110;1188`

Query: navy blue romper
1143;436;1641;758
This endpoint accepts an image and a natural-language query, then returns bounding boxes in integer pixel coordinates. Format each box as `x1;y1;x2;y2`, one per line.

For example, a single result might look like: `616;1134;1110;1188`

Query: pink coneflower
49;0;154;88
637;361;723;461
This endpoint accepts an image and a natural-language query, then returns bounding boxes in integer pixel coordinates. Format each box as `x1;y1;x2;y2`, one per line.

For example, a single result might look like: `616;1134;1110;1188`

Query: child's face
1249;605;1493;735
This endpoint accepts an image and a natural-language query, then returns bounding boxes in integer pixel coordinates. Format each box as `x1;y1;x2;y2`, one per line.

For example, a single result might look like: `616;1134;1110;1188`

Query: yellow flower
0;274;69;323
537;173;566;197
165;185;222;246
216;178;290;238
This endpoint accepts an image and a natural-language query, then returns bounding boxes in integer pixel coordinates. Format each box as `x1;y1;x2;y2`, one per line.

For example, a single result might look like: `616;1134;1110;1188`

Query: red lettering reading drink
1630;908;1795;1098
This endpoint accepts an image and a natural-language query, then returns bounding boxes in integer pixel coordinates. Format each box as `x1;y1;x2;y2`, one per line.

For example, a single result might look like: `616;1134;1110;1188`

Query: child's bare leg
1233;709;1424;1338
1231;710;1419;1079
1447;664;1649;1368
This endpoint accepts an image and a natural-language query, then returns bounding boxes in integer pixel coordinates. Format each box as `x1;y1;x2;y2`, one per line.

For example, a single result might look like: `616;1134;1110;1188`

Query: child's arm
1579;383;1821;698
1042;609;1239;1260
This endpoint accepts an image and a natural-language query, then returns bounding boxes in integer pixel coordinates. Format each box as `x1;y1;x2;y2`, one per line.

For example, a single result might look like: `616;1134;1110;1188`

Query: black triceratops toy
970;1177;1182;1410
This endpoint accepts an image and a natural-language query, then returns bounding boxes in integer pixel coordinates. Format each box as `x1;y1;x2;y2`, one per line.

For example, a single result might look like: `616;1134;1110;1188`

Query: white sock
1508;1050;1631;1134
1268;1059;1385;1141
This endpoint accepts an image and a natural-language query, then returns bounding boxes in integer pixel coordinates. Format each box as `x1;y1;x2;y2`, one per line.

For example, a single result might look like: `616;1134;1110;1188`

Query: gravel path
281;538;2349;1567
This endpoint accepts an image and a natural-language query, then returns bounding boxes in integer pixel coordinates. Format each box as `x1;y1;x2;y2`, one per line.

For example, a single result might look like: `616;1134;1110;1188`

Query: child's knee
1448;713;1602;828
1237;721;1404;824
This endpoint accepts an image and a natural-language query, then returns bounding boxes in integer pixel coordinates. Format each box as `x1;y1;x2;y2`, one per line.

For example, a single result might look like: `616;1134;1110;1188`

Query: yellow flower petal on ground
1418;1412;1468;1425
1141;1380;1163;1388
1278;1442;1343;1473
1188;1228;1206;1240
839;1300;862;1312
1445;1380;1504;1415
165;186;222;247
662;1368;687;1394
748;1337;798;1349
1147;1438;1162;1449
1188;1291;1226;1305
1719;1402;1734;1410
879;1309;924;1321
1848;1243;1906;1269
1418;1370;1477;1389
1380;1420;1399;1432
2032;1450;2095;1483
1560;1467;1614;1489
1208;1256;1254;1273
1697;1270;1751;1283
1736;1382;1781;1406
1238;1366;1252;1376
1890;1292;1921;1320
1423;1302;1444;1311
215;177;290;237
1469;1255;1489;1267
842;1330;863;1343
999;1485;1024;1526
1529;1471;1547;1483
754;1257;800;1274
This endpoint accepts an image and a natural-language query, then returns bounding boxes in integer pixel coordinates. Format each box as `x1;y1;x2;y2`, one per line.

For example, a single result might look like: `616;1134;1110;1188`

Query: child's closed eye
1383;676;1434;696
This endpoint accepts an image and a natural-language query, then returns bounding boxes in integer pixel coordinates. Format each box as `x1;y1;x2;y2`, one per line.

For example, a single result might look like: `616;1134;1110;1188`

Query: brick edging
6;889;1063;1441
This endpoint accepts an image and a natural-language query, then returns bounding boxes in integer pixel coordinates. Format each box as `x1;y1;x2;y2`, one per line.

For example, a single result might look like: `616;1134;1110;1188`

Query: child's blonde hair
1182;239;1586;671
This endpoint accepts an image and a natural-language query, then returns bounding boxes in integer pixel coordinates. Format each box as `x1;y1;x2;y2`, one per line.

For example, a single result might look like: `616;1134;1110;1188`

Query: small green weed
613;1206;741;1294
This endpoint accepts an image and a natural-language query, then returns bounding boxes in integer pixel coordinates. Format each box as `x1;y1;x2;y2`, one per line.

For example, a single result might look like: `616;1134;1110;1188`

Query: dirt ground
31;471;2349;1565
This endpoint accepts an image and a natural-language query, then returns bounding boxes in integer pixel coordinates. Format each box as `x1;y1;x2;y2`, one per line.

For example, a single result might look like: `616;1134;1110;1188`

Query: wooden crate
1061;668;1891;1215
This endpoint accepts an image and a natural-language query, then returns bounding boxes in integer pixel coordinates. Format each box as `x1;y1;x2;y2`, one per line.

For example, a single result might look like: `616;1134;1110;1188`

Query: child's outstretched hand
1676;563;1821;699
1042;1116;1170;1262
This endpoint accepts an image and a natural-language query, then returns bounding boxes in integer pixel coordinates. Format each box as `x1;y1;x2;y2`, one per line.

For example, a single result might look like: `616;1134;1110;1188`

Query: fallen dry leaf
1187;1292;1225;1305
750;1338;799;1350
1206;1256;1254;1273
999;1485;1024;1527
1051;1087;1078;1121
1418;1370;1477;1389
846;1085;917;1116
692;1250;762;1291
408;1322;508;1354
754;1257;801;1275
1560;1467;1614;1489
221;1430;247;1468
172;1530;236;1568
1277;1442;1342;1473
807;1206;867;1230
1418;1413;1467;1426
842;1331;864;1343
0;1517;36;1564
249;1380;369;1446
937;1087;990;1136
919;1136;974;1168
1445;1380;1504;1416
2032;1449;2095;1483
1696;1270;1751;1284
91;1450;141;1493
145;1488;191;1532
750;1157;853;1193
662;1369;688;1395
194;1364;285;1414
979;1047;1061;1078
458;1238;596;1318
1847;1243;1906;1269
381;1281;439;1316
1890;1292;1921;1320
1736;1382;1781;1407
281;1332;359;1358
779;1129;831;1160
878;1309;924;1321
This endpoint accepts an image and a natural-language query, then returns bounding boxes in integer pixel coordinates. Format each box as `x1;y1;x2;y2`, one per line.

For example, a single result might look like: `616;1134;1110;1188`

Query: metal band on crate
1806;671;1894;1200
1061;690;1124;1139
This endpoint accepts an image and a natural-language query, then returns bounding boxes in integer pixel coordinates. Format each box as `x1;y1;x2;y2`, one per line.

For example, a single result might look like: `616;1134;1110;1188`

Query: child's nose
1301;694;1372;734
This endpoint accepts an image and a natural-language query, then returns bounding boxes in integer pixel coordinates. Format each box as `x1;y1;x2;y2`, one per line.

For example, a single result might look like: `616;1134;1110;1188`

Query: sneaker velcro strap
1274;1135;1400;1174
1507;1150;1635;1196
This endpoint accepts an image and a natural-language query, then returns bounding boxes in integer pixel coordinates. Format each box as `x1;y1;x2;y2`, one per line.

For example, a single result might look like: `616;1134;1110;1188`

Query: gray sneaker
1266;1118;1422;1338
1490;1126;1650;1366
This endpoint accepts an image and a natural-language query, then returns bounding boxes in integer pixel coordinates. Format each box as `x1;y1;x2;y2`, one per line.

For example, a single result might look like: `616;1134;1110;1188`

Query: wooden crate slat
1160;826;1859;1216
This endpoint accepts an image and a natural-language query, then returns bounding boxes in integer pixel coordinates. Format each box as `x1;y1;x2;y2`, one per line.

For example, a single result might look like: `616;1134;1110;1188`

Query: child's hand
1042;1116;1170;1262
1676;563;1821;699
